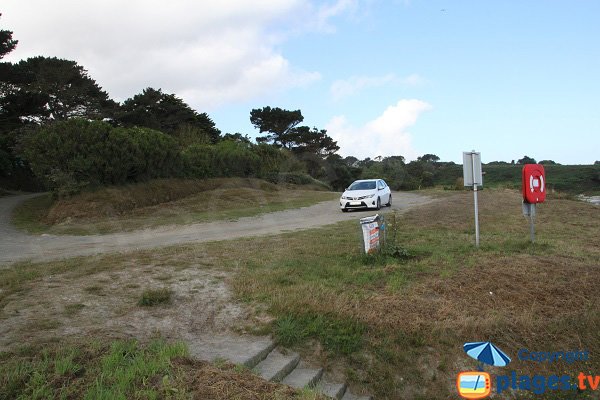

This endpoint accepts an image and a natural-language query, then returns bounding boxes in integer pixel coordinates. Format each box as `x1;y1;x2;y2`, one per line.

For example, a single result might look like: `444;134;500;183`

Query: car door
376;180;385;203
380;180;391;203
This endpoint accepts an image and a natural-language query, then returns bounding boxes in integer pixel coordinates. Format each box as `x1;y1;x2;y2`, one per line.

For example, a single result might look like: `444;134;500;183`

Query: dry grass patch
173;357;326;400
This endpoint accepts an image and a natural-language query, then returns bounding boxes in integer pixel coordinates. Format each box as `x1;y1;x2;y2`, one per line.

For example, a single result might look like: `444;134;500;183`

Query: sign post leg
471;153;480;247
473;184;480;247
529;203;536;243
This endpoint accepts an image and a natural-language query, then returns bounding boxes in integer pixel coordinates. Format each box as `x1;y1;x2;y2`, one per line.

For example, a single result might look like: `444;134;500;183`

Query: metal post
471;152;480;247
473;184;480;247
529;203;536;243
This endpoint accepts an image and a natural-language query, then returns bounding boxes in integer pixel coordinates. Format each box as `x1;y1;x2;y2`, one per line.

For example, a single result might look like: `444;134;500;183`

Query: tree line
1;16;452;197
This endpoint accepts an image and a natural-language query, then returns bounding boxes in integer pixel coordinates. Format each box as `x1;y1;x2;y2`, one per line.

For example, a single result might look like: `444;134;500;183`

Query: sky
2;0;599;164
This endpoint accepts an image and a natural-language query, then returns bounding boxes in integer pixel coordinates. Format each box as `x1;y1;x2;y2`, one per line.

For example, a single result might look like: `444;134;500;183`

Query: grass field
1;188;598;399
11;178;338;235
434;163;600;194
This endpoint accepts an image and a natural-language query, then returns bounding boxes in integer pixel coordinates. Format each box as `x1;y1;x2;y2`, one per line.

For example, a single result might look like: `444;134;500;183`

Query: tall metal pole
471;152;480;247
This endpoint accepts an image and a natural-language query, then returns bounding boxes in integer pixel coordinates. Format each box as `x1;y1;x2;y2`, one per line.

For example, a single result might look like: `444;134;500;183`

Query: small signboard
463;151;483;186
360;215;381;254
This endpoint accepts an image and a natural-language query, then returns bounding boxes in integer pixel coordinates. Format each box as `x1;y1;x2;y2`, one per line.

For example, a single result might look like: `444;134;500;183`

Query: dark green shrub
98;127;139;184
127;127;181;180
253;143;285;177
20;119;182;196
212;140;259;177
181;144;215;178
21;119;114;191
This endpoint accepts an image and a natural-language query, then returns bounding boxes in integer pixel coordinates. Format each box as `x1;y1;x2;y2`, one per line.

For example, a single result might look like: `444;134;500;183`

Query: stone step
319;382;347;399
187;334;372;399
341;391;372;400
186;334;276;368
254;349;300;382
242;339;277;368
281;363;323;389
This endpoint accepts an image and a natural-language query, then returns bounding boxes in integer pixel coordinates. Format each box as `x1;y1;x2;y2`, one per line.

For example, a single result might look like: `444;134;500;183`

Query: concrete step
187;334;372;399
242;340;277;368
341;391;372;400
186;334;276;368
319;382;347;399
281;363;323;389
254;349;300;382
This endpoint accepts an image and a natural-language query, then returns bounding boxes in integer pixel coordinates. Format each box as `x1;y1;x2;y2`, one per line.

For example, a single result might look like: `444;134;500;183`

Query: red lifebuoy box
522;164;546;204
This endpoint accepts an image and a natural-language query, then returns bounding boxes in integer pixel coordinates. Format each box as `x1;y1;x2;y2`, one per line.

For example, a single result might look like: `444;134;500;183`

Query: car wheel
386;194;392;207
376;197;381;210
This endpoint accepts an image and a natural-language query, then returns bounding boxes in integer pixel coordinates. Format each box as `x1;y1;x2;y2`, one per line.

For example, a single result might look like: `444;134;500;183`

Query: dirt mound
44;178;279;223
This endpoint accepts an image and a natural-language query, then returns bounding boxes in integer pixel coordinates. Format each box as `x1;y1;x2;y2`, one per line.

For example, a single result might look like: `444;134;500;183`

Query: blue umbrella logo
463;341;511;368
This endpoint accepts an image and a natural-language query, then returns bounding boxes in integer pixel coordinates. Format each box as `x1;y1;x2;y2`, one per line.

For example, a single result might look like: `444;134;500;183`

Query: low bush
20;119;181;197
181;144;215;178
212;140;260;177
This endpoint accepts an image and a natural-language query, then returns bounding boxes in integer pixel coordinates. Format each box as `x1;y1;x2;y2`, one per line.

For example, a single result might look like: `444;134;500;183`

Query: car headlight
367;194;375;198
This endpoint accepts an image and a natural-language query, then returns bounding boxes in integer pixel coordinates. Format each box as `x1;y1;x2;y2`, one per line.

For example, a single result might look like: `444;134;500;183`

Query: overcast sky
3;0;599;164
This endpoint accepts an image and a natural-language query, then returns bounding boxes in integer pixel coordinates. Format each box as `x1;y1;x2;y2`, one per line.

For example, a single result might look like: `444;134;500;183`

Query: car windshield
348;181;376;190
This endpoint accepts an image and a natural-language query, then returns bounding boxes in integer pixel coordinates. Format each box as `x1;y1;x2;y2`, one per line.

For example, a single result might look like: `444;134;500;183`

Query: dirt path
0;192;433;266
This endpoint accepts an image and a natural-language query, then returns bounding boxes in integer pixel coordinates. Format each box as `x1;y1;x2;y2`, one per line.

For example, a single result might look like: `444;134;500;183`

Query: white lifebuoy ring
530;175;534;192
530;174;544;193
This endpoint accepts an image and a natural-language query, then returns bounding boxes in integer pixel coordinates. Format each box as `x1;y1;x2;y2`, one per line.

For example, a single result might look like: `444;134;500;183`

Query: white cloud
331;74;396;101
330;73;425;101
314;0;359;33
2;0;323;109
326;99;432;160
403;73;425;86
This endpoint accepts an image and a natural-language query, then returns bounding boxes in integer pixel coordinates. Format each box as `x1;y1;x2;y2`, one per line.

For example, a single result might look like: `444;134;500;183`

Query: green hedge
21;119;181;196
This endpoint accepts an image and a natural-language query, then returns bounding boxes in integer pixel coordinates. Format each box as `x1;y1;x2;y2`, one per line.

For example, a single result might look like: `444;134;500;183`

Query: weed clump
138;288;172;306
275;313;364;355
361;246;412;266
361;211;414;265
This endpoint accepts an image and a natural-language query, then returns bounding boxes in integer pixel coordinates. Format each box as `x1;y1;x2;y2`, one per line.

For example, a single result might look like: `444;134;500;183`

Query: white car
340;179;392;212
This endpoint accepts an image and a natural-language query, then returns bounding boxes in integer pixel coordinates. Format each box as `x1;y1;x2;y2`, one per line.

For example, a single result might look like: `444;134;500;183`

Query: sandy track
0;192;433;265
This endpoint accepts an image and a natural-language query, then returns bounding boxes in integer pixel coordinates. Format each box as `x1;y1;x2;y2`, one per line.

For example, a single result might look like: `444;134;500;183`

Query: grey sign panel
463;151;483;186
